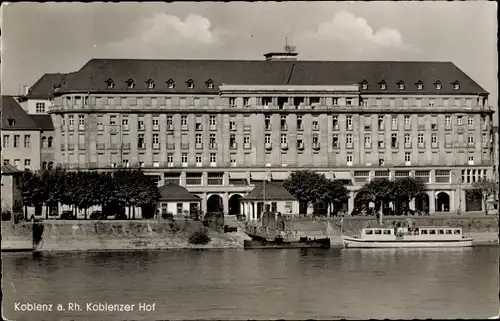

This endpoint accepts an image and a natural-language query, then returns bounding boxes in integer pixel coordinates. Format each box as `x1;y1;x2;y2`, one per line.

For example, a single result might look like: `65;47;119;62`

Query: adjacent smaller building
1;163;23;216
241;182;299;220
158;182;202;216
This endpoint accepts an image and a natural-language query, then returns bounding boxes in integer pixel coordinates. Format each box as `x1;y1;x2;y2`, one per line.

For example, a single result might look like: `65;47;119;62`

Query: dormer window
126;79;135;89
452;81;460;90
360;80;368;90
415;80;423;90
105;79;115;89
166;79;175;89
7;117;15;127
379;81;386;90
397;81;405;90
146;79;155;89
434;81;442;90
206;79;214;89
186;79;194;89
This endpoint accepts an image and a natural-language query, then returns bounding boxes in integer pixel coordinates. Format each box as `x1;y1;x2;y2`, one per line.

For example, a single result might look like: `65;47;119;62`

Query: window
346;155;353;164
379;81;387;90
391;116;398;129
435;81;442;90
13;135;20;148
147;80;155;89
280;115;287;130
468;136;474;145
69;115;74;126
297;116;303;130
138;134;145;149
453;81;460;90
405;152;411;163
265;134;271;144
364;135;371;148
24;159;31;169
206;80;214;89
418;133;424;144
378;116;384;130
445;116;451;128
151;116;159;130
429;99;435;108
332;116;339;130
312;119;319;131
24;135;30;148
196;154;202;167
210;153;217;164
152;134;159;147
195;134;202;147
137;117;145;130
404;133;411;145
265;115;271;130
209;134;217;148
167;153;174;165
297;138;304;149
207;173;223;185
14;159;20;169
106;79;115;89
346;133;353;145
36;102;46;113
209;115;217;127
431;134;437;144
310;97;320;105
229;134;237;149
2;135;9;148
416;81;423;90
397;81;405;90
435;170;450;183
415;170;430;183
378;135;385;148
243;97;250;107
332;134;339;148
404;116;411;128
361;81;368;90
122;118;129;131
79;115;85;130
280;134;287;144
244;136;251;148
187;80;194;89
457;116;463;125
166;116;173;130
312;134;319;146
229;119;236;131
391;133;398;148
467;116;474;127
181;115;188;128
181;153;188;165
166;79;175;89
110;116;117;126
346;98;352;106
346;116;352;130
262;97;272;106
126;79;135;89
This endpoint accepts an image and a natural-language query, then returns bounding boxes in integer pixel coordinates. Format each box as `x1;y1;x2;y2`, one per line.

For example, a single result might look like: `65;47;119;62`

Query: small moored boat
343;226;473;248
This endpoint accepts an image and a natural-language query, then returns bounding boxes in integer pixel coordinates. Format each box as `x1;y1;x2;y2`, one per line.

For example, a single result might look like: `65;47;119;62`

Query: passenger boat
244;233;331;249
342;226;473;248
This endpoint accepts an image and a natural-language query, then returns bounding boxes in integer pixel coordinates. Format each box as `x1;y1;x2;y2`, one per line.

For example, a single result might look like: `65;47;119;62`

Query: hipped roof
242;182;297;201
158;182;201;201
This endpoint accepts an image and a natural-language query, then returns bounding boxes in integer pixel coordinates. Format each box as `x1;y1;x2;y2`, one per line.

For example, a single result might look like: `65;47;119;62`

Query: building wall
1;174;23;213
48;89;494;215
23;98;54;115
1;130;41;170
159;201;200;215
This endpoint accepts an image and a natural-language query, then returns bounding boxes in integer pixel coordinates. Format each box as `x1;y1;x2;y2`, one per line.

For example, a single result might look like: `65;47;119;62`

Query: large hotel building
4;51;496;217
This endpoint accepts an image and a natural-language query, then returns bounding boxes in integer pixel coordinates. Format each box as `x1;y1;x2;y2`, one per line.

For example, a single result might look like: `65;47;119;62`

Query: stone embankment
1;216;497;251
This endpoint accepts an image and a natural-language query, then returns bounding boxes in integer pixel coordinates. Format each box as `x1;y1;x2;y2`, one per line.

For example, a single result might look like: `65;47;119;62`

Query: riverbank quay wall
1;220;249;251
1;216;497;251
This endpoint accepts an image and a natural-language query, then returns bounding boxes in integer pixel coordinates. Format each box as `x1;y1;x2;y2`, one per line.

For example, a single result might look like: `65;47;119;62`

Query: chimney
24;85;30;96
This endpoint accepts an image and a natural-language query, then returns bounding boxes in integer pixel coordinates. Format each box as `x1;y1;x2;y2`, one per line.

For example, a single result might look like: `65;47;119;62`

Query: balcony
418;142;425;148
312;143;320;151
181;143;189;150
297;143;305;151
404;143;412;149
244;125;251;131
431;124;438;131
196;124;203;131
167;124;174;131
244;143;251;149
431;142;438;149
332;124;339;131
280;143;288;151
69;125;74;131
405;161;411;166
457;126;465;134
418;125;425;131
181;125;188;131
137;144;145;150
209;143;218;149
346;142;353;149
96;143;105;150
122;143;131;150
153;143;160;150
364;143;372;149
445;142;452;148
152;125;160;131
210;124;217;131
109;126;119;134
230;143;237;150
79;125;85;131
265;143;272;151
378;142;385;149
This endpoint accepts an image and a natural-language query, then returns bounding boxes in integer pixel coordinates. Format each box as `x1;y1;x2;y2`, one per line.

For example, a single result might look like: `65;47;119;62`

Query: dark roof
1;164;23;175
56;58;488;95
26;73;73;99
158;182;201;201
242;182;297;201
1;96;39;130
30;115;54;131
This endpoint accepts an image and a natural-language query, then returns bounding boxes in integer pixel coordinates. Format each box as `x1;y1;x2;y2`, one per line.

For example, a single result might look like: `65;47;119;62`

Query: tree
135;173;160;219
283;170;330;214
357;178;395;214
468;178;498;215
21;170;45;219
322;179;349;215
392;177;426;214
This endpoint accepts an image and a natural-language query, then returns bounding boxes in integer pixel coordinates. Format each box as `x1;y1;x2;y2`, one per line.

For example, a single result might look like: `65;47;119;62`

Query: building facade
45;54;494;216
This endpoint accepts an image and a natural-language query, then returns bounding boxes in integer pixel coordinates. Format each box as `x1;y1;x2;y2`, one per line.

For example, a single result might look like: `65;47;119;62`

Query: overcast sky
0;1;497;112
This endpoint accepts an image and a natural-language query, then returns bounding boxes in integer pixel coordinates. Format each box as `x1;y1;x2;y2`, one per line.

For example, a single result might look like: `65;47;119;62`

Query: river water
2;247;498;320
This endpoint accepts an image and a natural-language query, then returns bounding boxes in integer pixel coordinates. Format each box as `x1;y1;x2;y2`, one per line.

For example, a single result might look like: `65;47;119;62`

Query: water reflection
2;248;498;320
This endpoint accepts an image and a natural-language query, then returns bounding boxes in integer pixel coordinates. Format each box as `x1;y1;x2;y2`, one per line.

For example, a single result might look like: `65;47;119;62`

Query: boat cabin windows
383;230;391;235
438;229;445;235
374;230;382;235
454;229;461;235
446;230;452;235
421;229;428;235
429;229;436;235
366;230;373;235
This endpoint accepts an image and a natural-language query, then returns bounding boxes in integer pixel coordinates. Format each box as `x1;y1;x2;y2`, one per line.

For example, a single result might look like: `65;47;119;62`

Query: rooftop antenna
284;37;296;54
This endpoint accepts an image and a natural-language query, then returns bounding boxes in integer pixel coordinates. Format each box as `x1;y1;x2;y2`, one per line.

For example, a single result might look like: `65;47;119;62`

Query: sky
0;1;497;116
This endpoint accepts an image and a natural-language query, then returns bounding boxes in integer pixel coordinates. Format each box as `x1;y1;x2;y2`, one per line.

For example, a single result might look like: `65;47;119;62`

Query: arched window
42;161;47;170
48;161;54;170
48;137;53;148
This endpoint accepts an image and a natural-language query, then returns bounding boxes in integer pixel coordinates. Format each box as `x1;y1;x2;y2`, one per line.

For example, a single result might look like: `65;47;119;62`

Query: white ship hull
343;236;473;248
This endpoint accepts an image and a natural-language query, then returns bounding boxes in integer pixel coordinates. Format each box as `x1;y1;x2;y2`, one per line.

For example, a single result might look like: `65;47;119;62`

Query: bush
162;212;174;220
60;211;76;220
90;211;106;220
1;211;12;221
188;227;211;245
114;213;127;220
